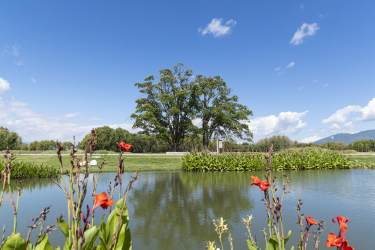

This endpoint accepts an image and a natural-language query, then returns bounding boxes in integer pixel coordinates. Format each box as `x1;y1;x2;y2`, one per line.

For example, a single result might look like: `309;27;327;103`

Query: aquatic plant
0;130;138;250
182;147;351;171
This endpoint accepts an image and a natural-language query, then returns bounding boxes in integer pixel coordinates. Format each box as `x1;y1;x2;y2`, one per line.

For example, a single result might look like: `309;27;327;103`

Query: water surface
1;170;374;249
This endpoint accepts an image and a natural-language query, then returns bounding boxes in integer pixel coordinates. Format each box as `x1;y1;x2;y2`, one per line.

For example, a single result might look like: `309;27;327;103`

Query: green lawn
10;154;183;172
349;155;375;166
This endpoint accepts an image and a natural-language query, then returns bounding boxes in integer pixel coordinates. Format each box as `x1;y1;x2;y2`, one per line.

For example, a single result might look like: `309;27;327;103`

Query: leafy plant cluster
0;160;59;178
182;148;351;171
1;130;137;250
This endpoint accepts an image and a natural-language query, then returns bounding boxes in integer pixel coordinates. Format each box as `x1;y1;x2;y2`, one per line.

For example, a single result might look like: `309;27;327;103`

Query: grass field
2;153;374;173
8;154;183;172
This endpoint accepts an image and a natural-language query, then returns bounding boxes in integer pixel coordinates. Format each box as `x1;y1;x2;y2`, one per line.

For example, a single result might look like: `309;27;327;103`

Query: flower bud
91;129;95;134
274;209;278;214
114;182;119;187
3;154;7;158
93;133;97;137
276;214;280;220
77;227;82;236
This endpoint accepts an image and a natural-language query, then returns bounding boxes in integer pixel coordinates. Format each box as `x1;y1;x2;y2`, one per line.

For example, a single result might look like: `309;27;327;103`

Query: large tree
131;63;196;152
192;75;253;150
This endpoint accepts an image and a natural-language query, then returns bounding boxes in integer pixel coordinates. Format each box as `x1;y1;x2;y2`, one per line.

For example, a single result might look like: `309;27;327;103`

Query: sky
0;0;374;144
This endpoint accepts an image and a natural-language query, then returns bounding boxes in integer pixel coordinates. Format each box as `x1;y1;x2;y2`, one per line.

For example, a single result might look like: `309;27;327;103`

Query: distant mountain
314;130;375;145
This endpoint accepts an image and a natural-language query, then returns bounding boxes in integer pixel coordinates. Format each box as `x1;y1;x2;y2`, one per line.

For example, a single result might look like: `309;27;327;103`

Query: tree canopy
131;63;196;152
192;75;253;150
131;64;253;151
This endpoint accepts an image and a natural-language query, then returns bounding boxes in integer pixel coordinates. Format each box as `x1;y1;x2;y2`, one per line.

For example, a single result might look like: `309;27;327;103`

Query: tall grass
182;147;351;171
0;160;59;178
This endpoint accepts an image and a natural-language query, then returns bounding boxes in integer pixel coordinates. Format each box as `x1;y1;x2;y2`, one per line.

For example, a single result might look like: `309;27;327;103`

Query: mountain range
314;129;375;145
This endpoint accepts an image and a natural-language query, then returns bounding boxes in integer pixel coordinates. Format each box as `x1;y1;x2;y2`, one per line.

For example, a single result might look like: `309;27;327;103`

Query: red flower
342;241;355;250
306;215;318;226
251;176;260;186
326;232;342;247
92;192;114;212
332;216;350;235
259;181;270;191
120;141;133;152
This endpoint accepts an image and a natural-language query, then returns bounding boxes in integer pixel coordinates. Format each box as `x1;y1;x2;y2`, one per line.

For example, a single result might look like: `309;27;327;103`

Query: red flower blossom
250;176;260;186
306;215;318;226
120;141;133;152
342;241;355;250
259;181;270;191
332;216;350;235
251;176;270;191
326;232;343;247
92;192;114;212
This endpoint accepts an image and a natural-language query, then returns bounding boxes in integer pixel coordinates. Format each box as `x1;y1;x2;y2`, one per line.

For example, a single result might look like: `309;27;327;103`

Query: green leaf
1;233;26;250
63;239;72;250
55;247;61;250
58;219;69;240
246;239;259;250
27;242;33;250
290;246;294;250
107;199;129;238
266;237;279;250
35;235;49;250
284;230;292;245
99;215;109;249
81;226;99;250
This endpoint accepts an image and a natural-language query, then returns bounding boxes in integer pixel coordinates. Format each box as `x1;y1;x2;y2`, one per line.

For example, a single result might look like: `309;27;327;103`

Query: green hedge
0;161;60;178
182;148;351;171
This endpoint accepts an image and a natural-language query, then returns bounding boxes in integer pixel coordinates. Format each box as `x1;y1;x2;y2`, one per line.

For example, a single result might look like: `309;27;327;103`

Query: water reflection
1;170;374;250
129;172;255;249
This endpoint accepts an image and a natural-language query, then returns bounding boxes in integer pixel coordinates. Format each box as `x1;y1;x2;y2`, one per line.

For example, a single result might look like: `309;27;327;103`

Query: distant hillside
314;130;375;145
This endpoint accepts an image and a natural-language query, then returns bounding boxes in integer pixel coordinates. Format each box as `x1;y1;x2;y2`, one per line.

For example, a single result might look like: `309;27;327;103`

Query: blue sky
0;0;374;143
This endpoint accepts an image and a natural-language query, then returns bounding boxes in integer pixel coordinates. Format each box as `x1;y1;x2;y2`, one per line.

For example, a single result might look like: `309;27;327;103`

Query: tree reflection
129;172;255;249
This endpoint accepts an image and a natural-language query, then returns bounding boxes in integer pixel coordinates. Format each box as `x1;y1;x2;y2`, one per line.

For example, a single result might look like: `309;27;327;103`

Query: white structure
90;160;98;166
217;139;223;154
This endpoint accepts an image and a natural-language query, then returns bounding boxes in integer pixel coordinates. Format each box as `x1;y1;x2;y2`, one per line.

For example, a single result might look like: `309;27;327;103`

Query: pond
1;170;374;249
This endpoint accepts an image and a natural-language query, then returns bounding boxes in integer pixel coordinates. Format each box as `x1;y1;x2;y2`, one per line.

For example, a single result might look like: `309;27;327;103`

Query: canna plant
206;145;355;250
0;129;138;250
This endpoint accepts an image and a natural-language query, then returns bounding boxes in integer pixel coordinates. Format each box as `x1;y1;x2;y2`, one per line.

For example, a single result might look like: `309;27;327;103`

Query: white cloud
0;77;11;94
300;135;322;143
313;79;318;83
330;123;340;131
14;60;24;66
319;14;324;18
297;87;303;91
88;116;104;121
353;98;375;122
286;62;295;68
324;83;329;87
198;18;237;37
248;111;308;137
0;97;142;142
321;105;362;124
30;77;36;83
290;23;319;45
65;112;81;119
343;121;354;131
275;67;281;71
309;129;314;132
12;45;20;56
300;4;304;9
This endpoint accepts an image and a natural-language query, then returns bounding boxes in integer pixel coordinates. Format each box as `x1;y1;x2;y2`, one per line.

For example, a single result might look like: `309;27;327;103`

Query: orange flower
120;141;133;152
326;232;343;247
332;216;350;235
259;181;270;191
251;176;260;186
342;241;355;250
92;192;114;211
306;215;318;226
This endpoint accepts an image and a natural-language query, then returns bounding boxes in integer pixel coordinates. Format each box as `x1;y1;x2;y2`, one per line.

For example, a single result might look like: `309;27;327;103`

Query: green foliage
349;139;375;152
0;161;59;178
192;75;253;149
257;135;295;149
131;63;195;152
182;148;351;171
0;127;22;150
